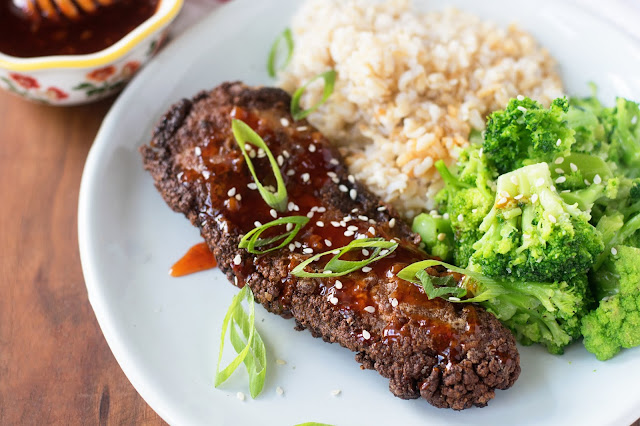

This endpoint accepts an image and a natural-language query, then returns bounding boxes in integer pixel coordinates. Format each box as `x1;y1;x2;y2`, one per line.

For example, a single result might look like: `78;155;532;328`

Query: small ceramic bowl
0;0;183;106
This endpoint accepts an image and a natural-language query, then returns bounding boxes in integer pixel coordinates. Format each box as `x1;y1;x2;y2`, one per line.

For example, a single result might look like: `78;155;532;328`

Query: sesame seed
326;171;336;178
391;298;399;307
556;139;562;146
430;210;438;216
287;202;295;211
377;206;387;211
227;187;237;197
295;241;302;248
334;280;343;289
498;197;508;205
331;177;340;183
344;230;354;237
555;157;565;164
443;213;450;220
362;249;370;256
632;116;638;125
309;144;316;153
286;169;295;176
286;223;293;231
331;221;341;227
362;266;372;273
358;215;369;221
249;150;256;158
301;173;310;183
389;218;397;228
276;359;287;365
325;239;332;247
330;158;339;165
362;330;371;340
317;207;326;213
531;194;539;203
330;297;339;305
254;221;262;228
550;185;556;192
457;214;464;222
555;168;565;174
194;147;202;156
517;106;528;113
437;233;446;241
237;392;245;401
288;243;295;251
297;126;308;131
570;163;578;172
517;94;524;101
234;276;239;285
350;189;357;200
331;389;342;396
556;176;566;184
202;170;211;179
316;221;324;227
368;226;376;234
593;174;602;184
584;179;591;186
283;150;290;158
548;214;557;224
276;387;284;396
514;194;524;200
323;270;334;275
364;306;375;313
448;297;461;302
233;254;242;265
347;225;358;232
611;247;618;255
270;209;278;218
348;175;355;183
235;194;242;201
280;117;290;127
535;178;545;187
307;211;314;218
277;155;284;166
303;247;314;254
339;185;348;192
257;148;266;158
510;175;518;185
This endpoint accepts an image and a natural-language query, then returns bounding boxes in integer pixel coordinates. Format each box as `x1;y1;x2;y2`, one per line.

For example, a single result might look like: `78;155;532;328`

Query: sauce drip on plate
169;242;217;277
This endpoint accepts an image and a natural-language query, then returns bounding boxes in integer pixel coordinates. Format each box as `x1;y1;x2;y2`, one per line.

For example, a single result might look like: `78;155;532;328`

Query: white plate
78;1;640;425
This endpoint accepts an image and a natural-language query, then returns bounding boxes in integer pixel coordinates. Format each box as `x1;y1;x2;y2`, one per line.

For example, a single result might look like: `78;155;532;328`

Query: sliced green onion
214;286;267;398
267;28;294;78
415;269;466;300
290;70;336;121
397;259;504;303
232;119;288;211
239;216;309;254
291;238;398;278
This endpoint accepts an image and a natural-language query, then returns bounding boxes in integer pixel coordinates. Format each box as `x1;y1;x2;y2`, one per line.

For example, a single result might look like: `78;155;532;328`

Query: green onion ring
232;119;288;212
290;70;336;121
291;238;398;278
239;216;310;254
267;28;294;78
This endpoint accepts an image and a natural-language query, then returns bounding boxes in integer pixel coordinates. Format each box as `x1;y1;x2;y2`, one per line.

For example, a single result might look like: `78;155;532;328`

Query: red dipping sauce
0;0;160;58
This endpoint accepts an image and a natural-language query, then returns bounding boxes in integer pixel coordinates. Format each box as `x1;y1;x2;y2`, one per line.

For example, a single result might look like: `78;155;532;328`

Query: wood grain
0;90;165;425
0;88;638;426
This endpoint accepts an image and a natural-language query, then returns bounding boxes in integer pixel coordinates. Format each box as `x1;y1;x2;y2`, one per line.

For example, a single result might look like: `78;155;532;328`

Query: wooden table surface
0;90;165;425
1;88;639;426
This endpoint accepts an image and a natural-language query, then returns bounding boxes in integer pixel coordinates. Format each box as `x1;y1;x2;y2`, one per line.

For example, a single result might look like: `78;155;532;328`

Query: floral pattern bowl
0;0;183;106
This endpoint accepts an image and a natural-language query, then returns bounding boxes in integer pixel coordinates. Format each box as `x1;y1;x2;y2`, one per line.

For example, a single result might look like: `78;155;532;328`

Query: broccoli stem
435;159;470;190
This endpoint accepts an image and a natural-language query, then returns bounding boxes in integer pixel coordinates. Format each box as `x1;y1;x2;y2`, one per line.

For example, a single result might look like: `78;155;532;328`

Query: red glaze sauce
0;0;159;58
169;242;217;277
178;104;488;366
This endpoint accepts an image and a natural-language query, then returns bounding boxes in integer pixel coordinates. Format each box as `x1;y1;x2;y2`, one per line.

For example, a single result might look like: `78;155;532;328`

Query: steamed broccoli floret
582;245;640;360
609;98;640;176
412;213;454;261
469;163;603;282
483;97;575;174
399;261;592;354
434;145;495;267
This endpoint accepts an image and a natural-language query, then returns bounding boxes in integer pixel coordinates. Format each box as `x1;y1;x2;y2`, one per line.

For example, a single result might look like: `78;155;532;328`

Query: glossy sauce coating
169;242;217;277
0;0;159;57
180;105;481;365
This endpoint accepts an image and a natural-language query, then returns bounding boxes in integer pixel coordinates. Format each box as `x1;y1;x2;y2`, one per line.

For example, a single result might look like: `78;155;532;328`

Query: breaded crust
140;82;520;410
